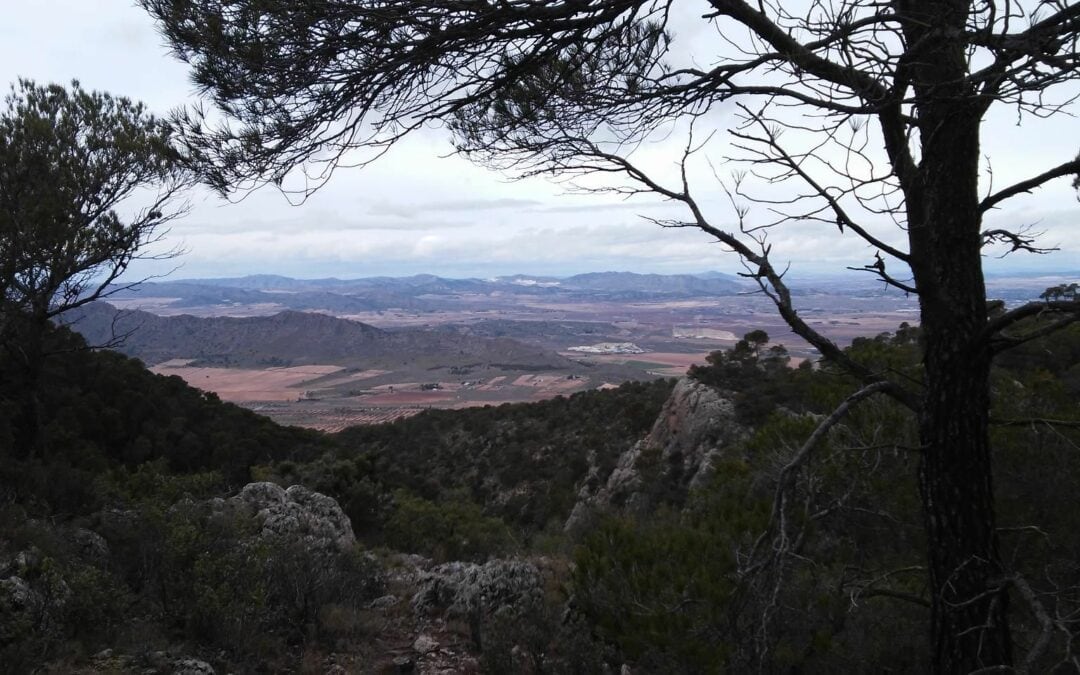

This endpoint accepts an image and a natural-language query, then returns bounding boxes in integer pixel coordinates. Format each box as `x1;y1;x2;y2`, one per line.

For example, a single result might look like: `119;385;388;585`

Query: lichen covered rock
411;559;543;618
172;657;216;675
226;481;355;551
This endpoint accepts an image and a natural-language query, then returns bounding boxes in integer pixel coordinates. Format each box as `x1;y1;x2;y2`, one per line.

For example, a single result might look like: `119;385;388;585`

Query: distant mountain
561;271;744;294
692;270;743;281
107;280;437;312
108;271;1063;312
174;274;315;290
108;271;749;309
64;302;578;370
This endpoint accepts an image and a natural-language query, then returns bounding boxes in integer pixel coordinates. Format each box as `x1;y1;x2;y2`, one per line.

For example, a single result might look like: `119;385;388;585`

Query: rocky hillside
566;377;748;532
3;321;1078;673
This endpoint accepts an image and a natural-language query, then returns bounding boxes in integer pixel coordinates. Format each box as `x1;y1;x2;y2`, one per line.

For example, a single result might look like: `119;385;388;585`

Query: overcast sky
1;1;1077;281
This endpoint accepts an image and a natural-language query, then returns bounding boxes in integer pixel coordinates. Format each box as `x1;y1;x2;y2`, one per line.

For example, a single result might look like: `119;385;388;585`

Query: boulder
412;559;543;618
171;658;215;675
226;482;355;551
0;575;38;611
70;527;110;565
368;593;400;609
412;633;439;654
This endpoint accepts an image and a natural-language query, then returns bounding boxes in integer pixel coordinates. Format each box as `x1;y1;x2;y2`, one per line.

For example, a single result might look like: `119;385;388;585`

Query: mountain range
65;302;578;370
103;270;751;312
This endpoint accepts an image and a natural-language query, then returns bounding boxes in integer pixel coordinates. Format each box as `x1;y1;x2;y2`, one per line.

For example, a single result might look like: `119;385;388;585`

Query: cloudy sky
1;1;1077;281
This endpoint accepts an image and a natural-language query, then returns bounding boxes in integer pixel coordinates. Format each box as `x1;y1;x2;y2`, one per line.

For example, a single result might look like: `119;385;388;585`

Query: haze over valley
63;269;1064;430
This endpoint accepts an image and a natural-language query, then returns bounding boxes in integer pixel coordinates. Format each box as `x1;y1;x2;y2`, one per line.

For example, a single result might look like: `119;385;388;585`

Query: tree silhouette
141;1;1080;670
0;79;188;454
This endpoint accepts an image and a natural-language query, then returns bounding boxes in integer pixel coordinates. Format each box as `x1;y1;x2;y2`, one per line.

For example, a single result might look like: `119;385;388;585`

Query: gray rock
233;481;287;506
13;548;42;574
397;553;433;570
0;575;38;609
225;482;355;551
566;377;746;531
171;657;215;675
412;559;542;618
412;633;439;654
99;507;141;536
70;527;110;564
368;593;400;609
391;655;414;672
0;570;70;639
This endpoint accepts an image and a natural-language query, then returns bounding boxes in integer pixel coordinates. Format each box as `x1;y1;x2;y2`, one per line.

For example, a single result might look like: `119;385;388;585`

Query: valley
74;270;1049;430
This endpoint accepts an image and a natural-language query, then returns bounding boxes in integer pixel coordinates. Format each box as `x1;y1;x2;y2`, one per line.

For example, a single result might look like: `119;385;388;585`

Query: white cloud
1;2;1077;281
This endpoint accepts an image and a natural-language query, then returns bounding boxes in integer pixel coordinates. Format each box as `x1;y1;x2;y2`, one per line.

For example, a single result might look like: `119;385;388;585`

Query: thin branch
745;380;899;574
980;157;1080;212
853;587;931;608
990;417;1080;429
984;299;1080;353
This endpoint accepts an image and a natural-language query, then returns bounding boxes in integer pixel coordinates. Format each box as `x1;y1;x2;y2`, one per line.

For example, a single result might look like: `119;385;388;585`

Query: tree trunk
911;131;1014;673
10;311;47;459
909;111;1013;675
918;313;1011;672
912;168;1013;670
898;2;1014;669
911;97;1011;673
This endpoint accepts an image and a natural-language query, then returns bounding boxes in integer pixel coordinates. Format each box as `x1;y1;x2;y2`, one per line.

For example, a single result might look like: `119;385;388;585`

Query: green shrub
480;597;606;674
384;489;515;561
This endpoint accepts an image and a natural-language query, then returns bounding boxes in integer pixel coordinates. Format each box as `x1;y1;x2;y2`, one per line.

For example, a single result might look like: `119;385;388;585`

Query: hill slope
65;302;578;369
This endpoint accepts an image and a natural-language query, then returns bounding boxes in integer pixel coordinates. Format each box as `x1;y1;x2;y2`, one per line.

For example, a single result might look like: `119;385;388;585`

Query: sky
1;1;1077;281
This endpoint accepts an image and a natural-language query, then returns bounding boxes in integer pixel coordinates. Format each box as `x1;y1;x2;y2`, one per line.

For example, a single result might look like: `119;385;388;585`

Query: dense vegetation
574;322;1080;671
0;326;333;512
0;322;673;670
0;315;1077;671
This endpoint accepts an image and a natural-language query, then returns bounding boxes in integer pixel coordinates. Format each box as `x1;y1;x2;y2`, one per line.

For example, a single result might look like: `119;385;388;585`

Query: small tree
0;79;187;453
141;1;1080;670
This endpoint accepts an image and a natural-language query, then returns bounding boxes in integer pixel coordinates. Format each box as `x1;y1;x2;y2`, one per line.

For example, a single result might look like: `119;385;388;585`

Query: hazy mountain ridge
105;270;1064;314
105;270;751;308
65;302;578;370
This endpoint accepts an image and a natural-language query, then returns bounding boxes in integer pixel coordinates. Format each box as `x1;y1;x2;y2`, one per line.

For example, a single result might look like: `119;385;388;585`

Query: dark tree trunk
899;2;1013;670
10;311;47;459
918;306;1011;673
912;166;1013;671
913;108;1012;672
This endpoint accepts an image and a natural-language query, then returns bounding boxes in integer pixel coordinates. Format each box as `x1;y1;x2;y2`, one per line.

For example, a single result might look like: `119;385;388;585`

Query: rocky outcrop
171;657;216;675
566;377;746;531
406;558;547;670
0;546;72;644
214;481;356;551
86;650;217;675
69;527;110;565
411;559;543;619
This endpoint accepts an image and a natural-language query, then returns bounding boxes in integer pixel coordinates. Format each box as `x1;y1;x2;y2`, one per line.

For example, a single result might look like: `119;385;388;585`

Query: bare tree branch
980;157;1080;213
984;299;1080;353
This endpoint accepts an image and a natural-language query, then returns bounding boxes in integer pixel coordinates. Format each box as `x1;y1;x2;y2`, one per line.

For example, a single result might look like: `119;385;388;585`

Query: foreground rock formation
566;377;746;531
219;481;356;550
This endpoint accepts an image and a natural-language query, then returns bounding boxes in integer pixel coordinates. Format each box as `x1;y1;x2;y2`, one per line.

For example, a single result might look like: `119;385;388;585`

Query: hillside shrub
384;489;514;562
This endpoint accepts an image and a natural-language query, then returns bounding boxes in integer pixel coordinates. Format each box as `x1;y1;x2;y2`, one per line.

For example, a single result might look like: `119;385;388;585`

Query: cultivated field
149;363;346;402
565;351;715;377
149;362;606;430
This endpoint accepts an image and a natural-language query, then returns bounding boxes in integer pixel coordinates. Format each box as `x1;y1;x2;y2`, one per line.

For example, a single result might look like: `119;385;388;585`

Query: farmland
86;270;972;430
